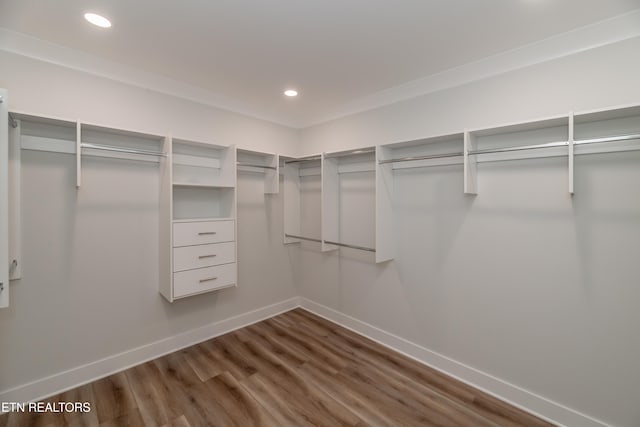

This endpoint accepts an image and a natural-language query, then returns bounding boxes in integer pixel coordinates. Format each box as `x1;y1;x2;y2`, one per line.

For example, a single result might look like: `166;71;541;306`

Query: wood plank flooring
0;309;555;426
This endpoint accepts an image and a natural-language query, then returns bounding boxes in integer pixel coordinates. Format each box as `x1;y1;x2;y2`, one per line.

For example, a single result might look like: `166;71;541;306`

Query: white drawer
173;220;234;247
173;242;236;272
173;263;236;298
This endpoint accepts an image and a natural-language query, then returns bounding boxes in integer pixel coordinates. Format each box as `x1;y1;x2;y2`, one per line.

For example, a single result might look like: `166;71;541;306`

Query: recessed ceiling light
84;12;111;28
284;89;298;97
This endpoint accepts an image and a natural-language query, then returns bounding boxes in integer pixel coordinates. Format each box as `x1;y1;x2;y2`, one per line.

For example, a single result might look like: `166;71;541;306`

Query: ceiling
1;0;639;128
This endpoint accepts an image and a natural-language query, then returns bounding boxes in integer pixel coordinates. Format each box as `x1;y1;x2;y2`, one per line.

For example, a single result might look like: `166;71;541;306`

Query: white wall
0;51;300;156
0;51;299;397
2;32;640;427
300;37;640;154
297;37;640;427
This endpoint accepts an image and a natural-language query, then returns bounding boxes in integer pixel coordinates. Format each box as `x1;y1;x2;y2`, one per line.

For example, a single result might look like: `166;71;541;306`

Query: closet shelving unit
76;123;166;188
573;105;640;154
12;113;77;155
464;115;571;194
283;154;323;246
322;148;377;255
159;138;237;302
8;113;81;281
4;103;638;298
236;148;279;194
376;133;465;262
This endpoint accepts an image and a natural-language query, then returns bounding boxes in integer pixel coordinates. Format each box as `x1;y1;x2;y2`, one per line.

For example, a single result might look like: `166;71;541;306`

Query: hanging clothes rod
236;162;277;170
323;240;376;253
337;169;375;174
326;149;376;158
467;140;568;156
285;233;322;243
574;133;640;145
7;112;18;129
379;152;463;164
81;142;166;157
284;156;322;164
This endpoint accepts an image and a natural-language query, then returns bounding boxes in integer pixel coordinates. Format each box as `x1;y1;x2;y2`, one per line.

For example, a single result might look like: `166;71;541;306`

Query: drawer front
173;242;236;272
173;263;236;298
173;220;234;247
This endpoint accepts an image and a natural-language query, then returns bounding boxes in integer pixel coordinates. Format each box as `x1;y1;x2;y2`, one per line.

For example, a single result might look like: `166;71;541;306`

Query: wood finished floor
0;308;554;427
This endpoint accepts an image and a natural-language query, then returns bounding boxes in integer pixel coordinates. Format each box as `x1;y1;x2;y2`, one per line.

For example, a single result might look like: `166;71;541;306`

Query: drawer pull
199;277;218;283
198;231;217;235
198;254;217;259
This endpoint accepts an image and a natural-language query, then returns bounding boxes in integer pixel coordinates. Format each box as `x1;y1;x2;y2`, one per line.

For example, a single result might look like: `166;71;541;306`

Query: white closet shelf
236;149;279;193
81;142;166;157
172;182;235;188
172;217;235;223
237;162;277;170
172;138;226;149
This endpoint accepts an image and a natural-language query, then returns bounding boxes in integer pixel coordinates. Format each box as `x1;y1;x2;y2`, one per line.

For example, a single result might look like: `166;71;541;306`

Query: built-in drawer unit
173;262;237;298
173;220;235;247
173;241;236;272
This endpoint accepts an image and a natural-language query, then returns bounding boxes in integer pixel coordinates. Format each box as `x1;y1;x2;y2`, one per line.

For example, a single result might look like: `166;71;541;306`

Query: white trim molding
0;28;297;128
2;9;640;129
303;9;640;127
0;297;301;406
299;298;609;427
0;295;612;426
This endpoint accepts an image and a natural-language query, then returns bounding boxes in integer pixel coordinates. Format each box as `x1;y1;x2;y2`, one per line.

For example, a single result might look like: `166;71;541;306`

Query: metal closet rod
337;169;375;175
467;140;568;155
81;142;166;157
236;162;277;170
284;156;322;164
574;133;640;145
326;149;376;158
285;233;322;243
323;240;376;252
466;133;640;156
379;152;463;164
285;234;376;252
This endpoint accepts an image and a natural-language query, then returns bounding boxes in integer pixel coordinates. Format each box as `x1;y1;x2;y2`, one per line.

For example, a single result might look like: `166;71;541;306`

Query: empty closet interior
1;8;640;426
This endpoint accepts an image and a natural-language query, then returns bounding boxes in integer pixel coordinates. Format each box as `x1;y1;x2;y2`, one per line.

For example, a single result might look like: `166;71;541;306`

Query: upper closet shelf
11;113;77;154
573;105;640;155
466;116;569;159
80;142;165;158
172;181;234;188
236;149;279;194
284;156;322;164
378;133;465;171
172;139;235;188
324;148;376;174
77;123;166;187
236;163;276;170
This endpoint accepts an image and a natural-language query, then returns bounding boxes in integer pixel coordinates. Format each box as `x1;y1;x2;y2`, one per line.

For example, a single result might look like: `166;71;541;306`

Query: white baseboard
1;295;610;427
0;297;301;405
299;298;608;427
